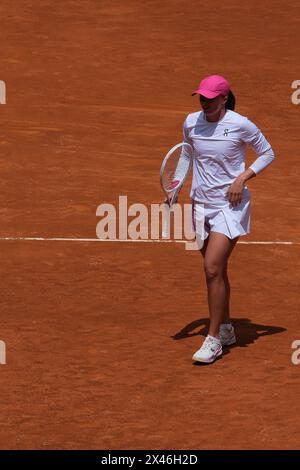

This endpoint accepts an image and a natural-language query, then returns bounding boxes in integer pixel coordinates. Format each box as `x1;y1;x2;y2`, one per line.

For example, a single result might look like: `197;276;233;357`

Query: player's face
199;94;227;117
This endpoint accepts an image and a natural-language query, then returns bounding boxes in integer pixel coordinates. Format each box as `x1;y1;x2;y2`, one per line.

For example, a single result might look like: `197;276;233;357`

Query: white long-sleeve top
182;109;275;203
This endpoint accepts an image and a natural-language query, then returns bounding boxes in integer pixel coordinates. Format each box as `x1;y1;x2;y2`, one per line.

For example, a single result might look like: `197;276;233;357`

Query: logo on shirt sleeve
223;129;229;136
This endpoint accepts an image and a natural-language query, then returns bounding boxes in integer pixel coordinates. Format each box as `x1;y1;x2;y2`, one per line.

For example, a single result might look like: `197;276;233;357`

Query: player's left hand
226;178;244;207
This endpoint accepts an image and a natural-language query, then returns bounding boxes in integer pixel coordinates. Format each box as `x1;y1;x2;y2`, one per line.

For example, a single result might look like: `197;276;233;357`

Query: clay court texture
0;0;300;450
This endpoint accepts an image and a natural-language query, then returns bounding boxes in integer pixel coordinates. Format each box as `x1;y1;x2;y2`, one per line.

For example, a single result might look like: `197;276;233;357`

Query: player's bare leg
200;238;231;325
200;232;239;338
222;262;231;324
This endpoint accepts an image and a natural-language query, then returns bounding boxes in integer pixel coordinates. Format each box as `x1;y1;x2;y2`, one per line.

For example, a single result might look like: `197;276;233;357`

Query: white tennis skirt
192;188;251;240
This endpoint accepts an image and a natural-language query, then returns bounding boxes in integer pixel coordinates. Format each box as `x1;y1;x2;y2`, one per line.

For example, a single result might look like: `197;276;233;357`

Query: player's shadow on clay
171;317;286;349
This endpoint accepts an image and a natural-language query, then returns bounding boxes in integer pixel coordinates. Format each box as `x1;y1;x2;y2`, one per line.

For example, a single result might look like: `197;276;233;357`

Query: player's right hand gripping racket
160;142;193;238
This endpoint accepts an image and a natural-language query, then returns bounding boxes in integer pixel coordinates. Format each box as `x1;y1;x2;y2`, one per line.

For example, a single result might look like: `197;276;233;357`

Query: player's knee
204;262;223;281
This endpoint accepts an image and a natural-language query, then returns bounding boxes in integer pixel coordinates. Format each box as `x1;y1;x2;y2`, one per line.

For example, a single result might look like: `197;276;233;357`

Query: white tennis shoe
192;335;222;363
219;324;236;346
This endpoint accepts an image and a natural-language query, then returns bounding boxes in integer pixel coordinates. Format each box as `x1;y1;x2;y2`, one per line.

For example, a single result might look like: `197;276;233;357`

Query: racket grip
162;203;171;238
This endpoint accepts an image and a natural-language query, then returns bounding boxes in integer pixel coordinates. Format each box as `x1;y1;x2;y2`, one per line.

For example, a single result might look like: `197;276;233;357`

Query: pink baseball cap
192;75;230;98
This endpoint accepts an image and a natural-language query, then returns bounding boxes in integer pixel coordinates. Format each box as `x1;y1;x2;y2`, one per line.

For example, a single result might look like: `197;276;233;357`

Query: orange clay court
0;0;300;450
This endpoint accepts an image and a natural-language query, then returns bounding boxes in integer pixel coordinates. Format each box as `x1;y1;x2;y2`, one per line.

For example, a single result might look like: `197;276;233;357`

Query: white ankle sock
207;334;221;342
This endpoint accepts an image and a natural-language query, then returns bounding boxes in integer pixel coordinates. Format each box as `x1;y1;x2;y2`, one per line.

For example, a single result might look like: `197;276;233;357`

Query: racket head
160;142;193;205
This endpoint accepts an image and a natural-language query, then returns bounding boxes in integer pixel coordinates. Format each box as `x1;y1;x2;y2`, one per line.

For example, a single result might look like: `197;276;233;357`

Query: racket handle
162;203;171;238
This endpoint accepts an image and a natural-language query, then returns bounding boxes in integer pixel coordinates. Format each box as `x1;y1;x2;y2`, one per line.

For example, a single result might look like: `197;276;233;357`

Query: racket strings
161;147;192;193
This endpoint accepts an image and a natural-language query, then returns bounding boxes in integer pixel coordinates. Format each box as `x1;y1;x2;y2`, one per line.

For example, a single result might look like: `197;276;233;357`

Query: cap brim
191;88;220;98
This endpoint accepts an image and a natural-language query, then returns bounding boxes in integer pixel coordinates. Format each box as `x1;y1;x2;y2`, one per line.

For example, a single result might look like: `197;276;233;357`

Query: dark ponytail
226;90;236;110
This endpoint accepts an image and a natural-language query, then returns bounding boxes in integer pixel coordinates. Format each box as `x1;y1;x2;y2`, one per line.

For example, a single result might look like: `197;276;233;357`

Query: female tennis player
182;74;275;364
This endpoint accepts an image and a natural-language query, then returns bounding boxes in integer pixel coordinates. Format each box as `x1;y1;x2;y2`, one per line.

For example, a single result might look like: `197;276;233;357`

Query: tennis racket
160;142;193;238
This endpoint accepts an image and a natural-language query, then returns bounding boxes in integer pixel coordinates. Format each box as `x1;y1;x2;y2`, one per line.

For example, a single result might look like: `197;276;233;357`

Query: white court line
0;237;298;245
